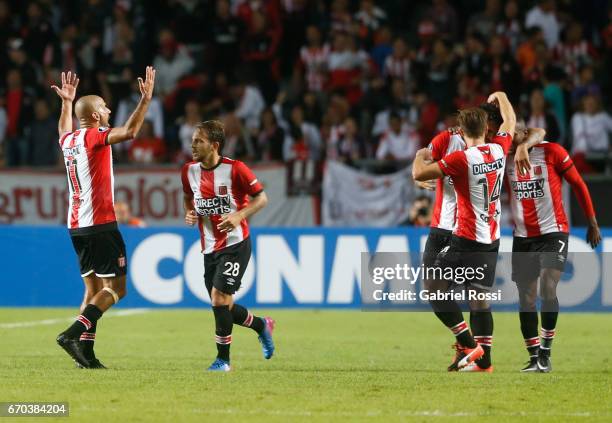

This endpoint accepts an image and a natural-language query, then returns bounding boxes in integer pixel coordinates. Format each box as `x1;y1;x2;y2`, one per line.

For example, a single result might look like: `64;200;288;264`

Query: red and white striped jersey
428;128;466;231
182;157;263;254
506;142;573;237
298;44;330;92
438;132;513;244
59;127;116;230
383;55;411;84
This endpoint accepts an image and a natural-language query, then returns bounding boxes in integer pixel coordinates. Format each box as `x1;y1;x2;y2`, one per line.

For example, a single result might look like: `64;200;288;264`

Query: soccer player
52;67;156;368
506;122;601;372
419;107;543;372
182;120;274;372
413;91;516;372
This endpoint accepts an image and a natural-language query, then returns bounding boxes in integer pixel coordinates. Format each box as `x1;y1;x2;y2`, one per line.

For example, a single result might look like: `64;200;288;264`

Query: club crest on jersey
534;165;542;175
118;256;126;268
218;185;228;195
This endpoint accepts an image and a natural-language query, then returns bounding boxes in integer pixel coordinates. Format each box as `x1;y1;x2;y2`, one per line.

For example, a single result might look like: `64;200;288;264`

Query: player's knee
211;289;231;306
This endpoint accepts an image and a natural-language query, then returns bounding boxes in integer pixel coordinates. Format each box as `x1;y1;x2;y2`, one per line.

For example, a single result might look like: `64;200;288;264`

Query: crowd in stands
0;0;611;173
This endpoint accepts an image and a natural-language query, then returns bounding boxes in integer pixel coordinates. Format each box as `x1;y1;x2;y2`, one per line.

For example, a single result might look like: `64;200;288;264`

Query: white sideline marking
0;309;150;329
196;409;606;418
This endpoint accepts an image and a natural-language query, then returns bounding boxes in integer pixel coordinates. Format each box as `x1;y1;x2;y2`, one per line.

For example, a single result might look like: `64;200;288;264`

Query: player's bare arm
217;191;269;233
412;148;444;181
51;71;79;136
487;91;516;136
514;127;546;176
415;179;436;190
183;193;198;226
107;66;156;145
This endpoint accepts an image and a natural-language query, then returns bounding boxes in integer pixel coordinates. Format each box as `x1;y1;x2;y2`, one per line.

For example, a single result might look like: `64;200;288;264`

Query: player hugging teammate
506;122;600;372
413;92;517;373
182;120;275;372
413;91;600;373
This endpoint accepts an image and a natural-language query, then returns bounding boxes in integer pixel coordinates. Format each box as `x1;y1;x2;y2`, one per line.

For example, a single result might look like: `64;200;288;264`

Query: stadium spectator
571;94;612;172
20;1;58;66
26;98;57;167
526;89;561;143
516;27;545;78
571;65;601;108
424;38;456;112
295;25;330;94
554;20;597;86
454;75;487;110
496;0;523;52
0;98;7;160
424;0;459;41
242;10;281;103
369;26;393;73
7;38;40;92
114;201;146;228
152;29;194;98
232;80;266;134
371;78;409;138
375;111;418;162
278;103;322;161
458;32;488;84
177;99;202;163
2;69;35;167
408;195;432;227
256;107;285;162
525;0;561;48
128;120;167;164
485;35;522;105
467;0;502;39
354;0;387;47
331;116;367;163
115;71;165;138
382;37;413;87
207;0;246;75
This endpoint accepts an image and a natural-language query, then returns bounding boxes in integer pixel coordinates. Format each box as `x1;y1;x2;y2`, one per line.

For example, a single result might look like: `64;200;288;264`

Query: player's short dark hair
478;102;503;126
195;120;225;152
457;107;488;139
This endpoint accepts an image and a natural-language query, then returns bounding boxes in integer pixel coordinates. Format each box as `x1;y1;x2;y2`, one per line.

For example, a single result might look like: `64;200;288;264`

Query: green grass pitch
1;308;611;422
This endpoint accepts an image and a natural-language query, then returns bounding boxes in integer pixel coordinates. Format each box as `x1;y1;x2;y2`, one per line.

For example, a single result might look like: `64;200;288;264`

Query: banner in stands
322;161;415;226
0;166;314;227
1;226;611;310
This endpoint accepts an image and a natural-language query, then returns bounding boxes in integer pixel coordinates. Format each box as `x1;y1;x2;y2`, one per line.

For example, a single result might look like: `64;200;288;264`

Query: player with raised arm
52;67;156;368
506;122;601;372
418;104;542;372
182;120;274;372
413;91;516;372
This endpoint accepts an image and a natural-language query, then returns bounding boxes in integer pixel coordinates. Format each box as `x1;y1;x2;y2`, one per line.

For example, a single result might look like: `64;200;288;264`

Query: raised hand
50;71;79;102
138;66;156;101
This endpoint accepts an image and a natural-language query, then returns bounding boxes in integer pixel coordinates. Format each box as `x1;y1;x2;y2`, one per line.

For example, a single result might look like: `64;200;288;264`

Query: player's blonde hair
457;107;488;139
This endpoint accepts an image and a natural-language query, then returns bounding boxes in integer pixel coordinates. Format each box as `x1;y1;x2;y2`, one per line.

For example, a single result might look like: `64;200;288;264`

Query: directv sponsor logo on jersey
472;157;505;175
63;145;82;157
195;196;232;216
511;179;546;200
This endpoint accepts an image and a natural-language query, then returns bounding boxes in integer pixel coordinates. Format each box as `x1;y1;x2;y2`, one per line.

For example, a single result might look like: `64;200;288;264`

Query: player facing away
52;67;156;368
413;91;516;372
418;116;544;372
506;123;601;372
182;120;274;372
